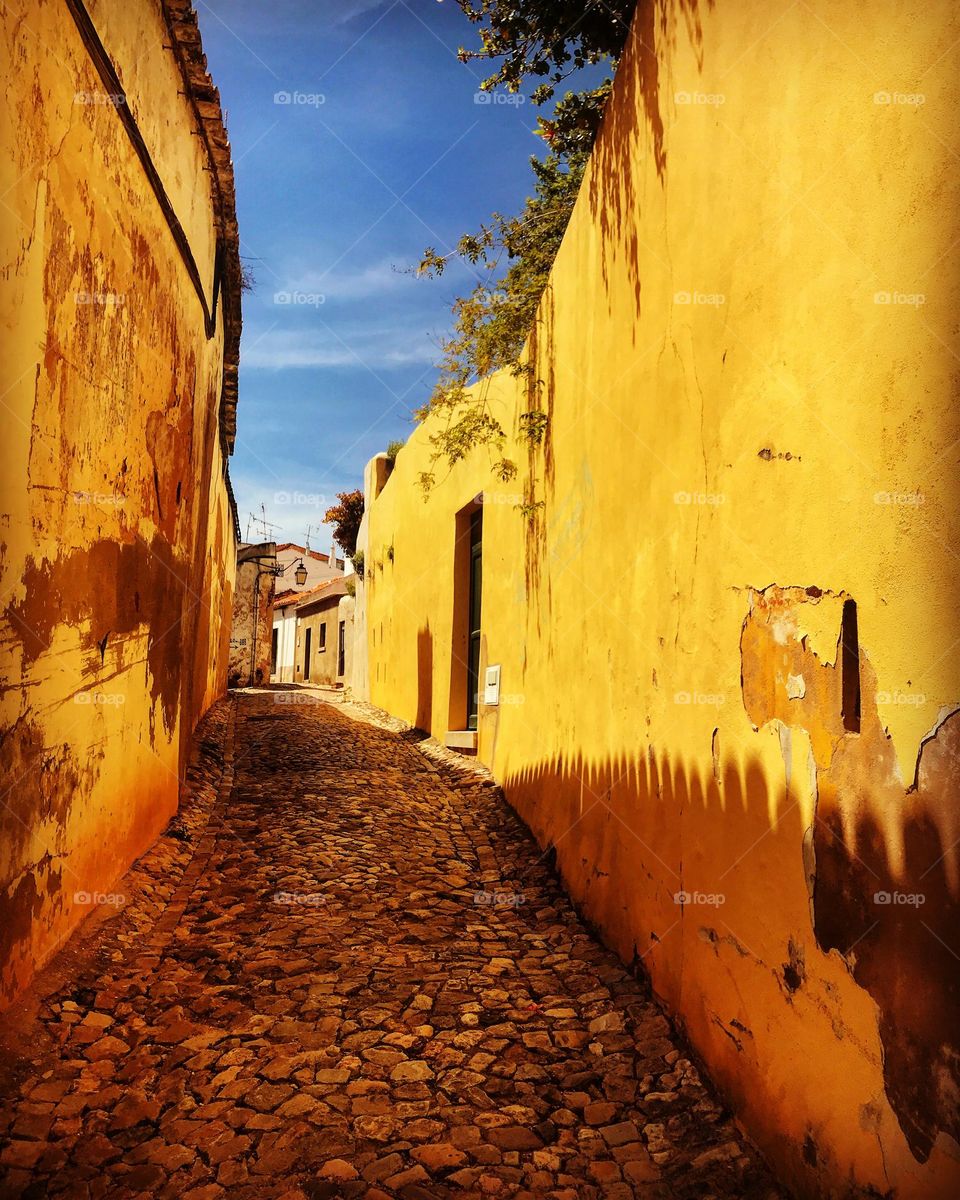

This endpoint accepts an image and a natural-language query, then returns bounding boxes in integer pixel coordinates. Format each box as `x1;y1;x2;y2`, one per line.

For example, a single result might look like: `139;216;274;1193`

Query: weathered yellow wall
0;0;238;1006
366;1;960;1195
194;439;237;715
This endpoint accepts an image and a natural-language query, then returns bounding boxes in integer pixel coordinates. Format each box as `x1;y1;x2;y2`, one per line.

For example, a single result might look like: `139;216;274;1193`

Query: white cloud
268;250;483;307
241;326;437;370
283;256;417;302
330;0;392;26
243;0;392;29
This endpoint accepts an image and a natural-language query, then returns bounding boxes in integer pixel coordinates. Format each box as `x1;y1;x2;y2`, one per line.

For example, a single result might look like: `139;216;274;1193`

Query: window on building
319;623;327;651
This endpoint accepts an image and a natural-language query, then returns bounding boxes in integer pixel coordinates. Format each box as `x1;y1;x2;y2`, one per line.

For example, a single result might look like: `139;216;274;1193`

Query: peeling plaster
740;584;960;1161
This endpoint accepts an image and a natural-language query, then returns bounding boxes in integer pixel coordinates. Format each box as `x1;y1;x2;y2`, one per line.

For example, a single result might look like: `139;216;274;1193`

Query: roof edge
162;0;242;457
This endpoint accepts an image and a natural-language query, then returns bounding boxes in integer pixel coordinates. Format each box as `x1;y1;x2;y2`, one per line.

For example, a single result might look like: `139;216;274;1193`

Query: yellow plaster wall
87;0;218;304
0;0;236;1006
366;1;960;1195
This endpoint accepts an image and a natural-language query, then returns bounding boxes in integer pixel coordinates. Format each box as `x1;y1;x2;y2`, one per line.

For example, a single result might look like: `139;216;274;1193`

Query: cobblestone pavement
0;691;785;1200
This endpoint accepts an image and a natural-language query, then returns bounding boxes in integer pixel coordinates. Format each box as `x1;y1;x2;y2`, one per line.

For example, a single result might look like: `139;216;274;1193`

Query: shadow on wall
8;534;190;738
587;0;713;325
501;747;794;1141
416;624;433;732
814;720;960;1163
503;744;777;973
738;586;960;1164
499;621;959;1183
0;716;88;1006
520;318;551;616
2;531;200;1006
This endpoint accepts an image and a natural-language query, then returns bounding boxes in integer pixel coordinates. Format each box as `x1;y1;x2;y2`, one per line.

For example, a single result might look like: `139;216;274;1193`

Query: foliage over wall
324;490;364;558
415;2;634;489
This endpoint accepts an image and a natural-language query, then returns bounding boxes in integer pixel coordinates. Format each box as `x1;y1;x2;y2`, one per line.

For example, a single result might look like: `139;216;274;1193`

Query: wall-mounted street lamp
269;557;308;587
246;552;309;686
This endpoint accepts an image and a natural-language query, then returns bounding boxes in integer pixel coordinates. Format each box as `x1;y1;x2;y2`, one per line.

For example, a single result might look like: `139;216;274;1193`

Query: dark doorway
271;627;278;674
467;509;482;730
337;620;346;677
304;627;312;681
448;500;483;737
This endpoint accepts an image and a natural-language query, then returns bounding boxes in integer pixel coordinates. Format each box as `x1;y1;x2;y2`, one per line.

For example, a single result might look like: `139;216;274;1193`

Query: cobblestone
0;690;785;1199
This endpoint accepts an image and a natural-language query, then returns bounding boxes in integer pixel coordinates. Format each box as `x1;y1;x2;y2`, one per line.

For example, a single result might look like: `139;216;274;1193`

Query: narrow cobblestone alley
0;692;784;1200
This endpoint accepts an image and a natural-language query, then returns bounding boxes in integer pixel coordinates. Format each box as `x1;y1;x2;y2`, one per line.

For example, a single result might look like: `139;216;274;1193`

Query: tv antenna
247;504;277;543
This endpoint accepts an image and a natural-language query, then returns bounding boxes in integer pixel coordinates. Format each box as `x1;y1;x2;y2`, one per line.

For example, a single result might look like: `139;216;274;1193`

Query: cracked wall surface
0;1;238;1007
363;0;960;1196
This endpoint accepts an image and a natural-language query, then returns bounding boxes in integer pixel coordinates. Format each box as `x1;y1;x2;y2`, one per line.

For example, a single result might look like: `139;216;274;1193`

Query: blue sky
197;0;570;551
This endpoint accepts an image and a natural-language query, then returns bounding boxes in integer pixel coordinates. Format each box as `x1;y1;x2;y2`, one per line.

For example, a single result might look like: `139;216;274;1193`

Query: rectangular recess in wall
841;599;861;734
